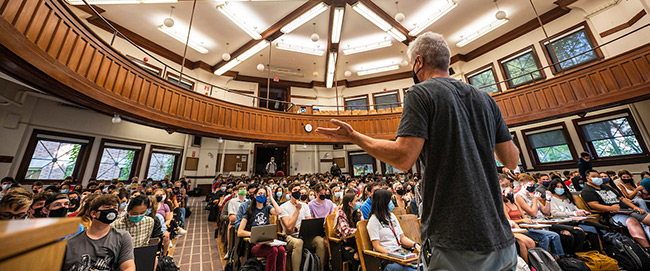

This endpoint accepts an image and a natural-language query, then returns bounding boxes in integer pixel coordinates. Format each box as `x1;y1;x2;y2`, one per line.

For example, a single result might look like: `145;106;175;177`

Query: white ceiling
72;0;559;83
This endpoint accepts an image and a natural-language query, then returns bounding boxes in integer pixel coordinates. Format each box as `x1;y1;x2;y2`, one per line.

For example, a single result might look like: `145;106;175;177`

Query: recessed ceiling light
352;2;406;42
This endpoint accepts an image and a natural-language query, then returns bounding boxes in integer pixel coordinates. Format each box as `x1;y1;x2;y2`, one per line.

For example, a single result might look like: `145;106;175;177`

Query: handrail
71;1;650;113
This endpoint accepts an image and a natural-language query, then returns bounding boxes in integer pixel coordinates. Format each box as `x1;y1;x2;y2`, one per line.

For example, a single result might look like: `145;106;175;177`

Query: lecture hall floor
172;197;223;271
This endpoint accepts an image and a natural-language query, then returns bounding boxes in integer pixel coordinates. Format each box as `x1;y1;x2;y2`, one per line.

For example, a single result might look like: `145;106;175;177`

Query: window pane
502;51;543;87
528;129;568;149
384;163;403;174
536;144;573;163
96;147;137;181
468;69;499;93
546;29;598;71
374;93;399;110
345;97;369;111
581;117;643;157
25;140;82;180
147;152;176;180
167;76;193;90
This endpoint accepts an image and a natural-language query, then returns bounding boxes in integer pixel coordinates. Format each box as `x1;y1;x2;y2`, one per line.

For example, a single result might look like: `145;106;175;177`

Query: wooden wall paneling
46;21;67;57
121;71;135;98
24;1;49;42
169;92;178;115
145;83;157;107
611;66;630;89
95;57;112;87
197;101;205;122
66;38;85;71
13;0;37;33
190;99;199;120
183;97;192;118
56;29;76;64
104;62;119;91
1;0;24;22
176;95;185;117
633;57;650;81
75;42;93;75
160;89;171;112
622;61;643;85
85;50;103;81
130;76;142;101
35;10;57;50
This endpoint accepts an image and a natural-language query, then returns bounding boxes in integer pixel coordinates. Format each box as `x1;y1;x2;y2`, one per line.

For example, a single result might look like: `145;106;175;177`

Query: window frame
126;55;162;76
145;145;183;181
539;21;604;75
464;63;502;94
572;109;649;163
16;129;95;183
91;139;146;181
347;150;376;177
497;45;546;89
372;90;401;110
521;122;578;169
165;72;195;91
344;94;370;111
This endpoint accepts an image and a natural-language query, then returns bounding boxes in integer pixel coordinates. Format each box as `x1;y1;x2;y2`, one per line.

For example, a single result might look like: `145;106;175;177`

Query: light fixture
218;137;223;143
276;42;325;56
163;6;175;28
331;7;345;43
310;23;320;42
455;18;508;47
408;0;457;36
394;1;405;22
357;64;400;76
257;63;265;72
111;114;121;124
281;2;328;34
344;70;352;77
326;52;337;88
157;25;208;54
215;40;269;75
352;2;406;42
494;0;507;20
342;40;392;55
66;0;177;4
302;143;308;149
216;2;262;40
400;50;409;66
222;43;231;61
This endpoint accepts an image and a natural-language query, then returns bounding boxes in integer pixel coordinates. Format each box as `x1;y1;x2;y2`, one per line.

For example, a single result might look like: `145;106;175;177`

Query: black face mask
32;207;44;218
411;58;423;84
396;189;406;196
300;194;308;201
291;191;301;200
48;207;68;218
155;196;163;202
318;194;326;200
69;199;80;210
95;209;119;224
504;193;514;202
622;178;634;184
32;190;39;194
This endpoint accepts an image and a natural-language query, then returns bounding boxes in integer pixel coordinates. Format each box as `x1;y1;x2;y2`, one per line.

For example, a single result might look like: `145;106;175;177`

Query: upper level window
499;46;545;89
466;64;500;93
524;125;575;165
542;22;602;74
373;91;400;110
575;110;647;159
93;140;145;181
165;72;195;90
146;146;182;181
345;95;369;111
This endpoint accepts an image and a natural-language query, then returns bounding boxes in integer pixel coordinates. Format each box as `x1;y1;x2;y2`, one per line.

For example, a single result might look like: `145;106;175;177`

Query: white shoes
176;227;187;236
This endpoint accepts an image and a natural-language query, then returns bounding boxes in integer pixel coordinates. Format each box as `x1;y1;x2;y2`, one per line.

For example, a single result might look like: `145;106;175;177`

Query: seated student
640;171;650;196
391;182;410;211
76;194;100;230
145;195;166;255
63;194;135;271
112;195;154;248
581;169;650;248
367;189;420;271
335;192;362;271
29;191;51;218
360;182;380;219
309;183;335;219
0;187;32;220
617;170;649;212
503;184;564;258
236;186;285;271
279;182;325;271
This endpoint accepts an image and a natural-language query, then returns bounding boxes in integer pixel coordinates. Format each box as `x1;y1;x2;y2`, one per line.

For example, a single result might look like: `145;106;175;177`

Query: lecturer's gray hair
407;32;450;72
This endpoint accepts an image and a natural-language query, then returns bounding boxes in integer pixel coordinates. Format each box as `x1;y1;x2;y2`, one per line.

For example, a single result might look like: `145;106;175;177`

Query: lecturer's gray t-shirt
62;227;134;271
396;77;514;252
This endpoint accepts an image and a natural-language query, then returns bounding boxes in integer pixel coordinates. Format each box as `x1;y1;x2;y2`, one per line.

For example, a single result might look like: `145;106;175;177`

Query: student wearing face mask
331;186;343;206
31;181;43;195
514;174;551;220
0;187;32;220
335;192;362;271
111;195;154;248
29;191;51;218
76;193;100;230
617;169;649;212
391;182;410;210
63;194;135;271
308;183;335;219
68;191;81;215
274;186;285;203
581;169;650;248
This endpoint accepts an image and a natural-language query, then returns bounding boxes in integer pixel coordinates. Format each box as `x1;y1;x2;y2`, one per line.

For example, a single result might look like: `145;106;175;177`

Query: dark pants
341;239;359;271
550;224;585;255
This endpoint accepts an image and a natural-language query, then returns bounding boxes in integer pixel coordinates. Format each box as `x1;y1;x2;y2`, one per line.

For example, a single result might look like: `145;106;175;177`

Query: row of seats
313;107;403;115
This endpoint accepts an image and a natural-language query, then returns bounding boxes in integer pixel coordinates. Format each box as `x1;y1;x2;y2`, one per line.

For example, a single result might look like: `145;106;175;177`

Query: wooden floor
172;197;224;271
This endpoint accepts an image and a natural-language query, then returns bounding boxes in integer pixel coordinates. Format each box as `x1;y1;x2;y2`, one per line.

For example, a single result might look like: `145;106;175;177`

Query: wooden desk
0;218;80;271
363;250;418;265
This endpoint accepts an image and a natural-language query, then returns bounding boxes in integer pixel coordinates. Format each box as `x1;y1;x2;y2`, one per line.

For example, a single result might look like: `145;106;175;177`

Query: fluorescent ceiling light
326;52;337;88
387;28;406;42
357;64;400;76
456;18;509;47
276;42;325;56
157;25;208;54
408;1;457;36
217;2;262;40
352;2;407;42
281;2;328;34
343;40;392;55
214;40;269;75
66;0;177;4
331;7;345;43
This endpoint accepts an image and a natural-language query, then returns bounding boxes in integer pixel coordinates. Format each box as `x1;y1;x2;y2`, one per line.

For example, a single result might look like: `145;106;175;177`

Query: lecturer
316;32;520;270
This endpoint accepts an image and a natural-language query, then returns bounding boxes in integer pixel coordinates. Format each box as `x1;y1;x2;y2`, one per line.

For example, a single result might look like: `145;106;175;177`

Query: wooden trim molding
600;10;647;38
291;95;317;100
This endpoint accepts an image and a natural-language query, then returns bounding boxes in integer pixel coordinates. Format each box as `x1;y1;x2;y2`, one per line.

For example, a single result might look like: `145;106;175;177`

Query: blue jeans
178;207;186;227
523;229;564;256
633;198;649;212
385;262;417;271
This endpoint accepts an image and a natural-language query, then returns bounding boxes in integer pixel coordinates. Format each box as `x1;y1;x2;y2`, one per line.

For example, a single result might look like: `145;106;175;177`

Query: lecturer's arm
495;140;519;170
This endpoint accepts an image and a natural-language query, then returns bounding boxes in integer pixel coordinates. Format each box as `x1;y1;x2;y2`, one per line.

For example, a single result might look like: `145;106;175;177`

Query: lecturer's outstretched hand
315;119;357;142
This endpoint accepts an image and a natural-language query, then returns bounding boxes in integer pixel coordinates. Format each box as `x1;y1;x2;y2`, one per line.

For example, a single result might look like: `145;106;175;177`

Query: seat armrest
363;250;417;265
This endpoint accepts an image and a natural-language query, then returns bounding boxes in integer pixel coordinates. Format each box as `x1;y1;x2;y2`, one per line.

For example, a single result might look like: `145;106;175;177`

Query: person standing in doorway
331;161;342;177
316;32;520;270
266;157;277;177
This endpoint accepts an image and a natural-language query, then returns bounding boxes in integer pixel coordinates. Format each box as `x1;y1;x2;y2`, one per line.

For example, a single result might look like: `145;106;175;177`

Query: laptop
250;224;277;244
299;217;325;242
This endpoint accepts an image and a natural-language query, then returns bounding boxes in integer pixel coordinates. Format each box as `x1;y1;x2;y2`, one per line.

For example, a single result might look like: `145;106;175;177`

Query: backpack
239;258;264;271
157;255;179;271
602;232;650;271
527;247;561;271
576;251;618;271
556;256;590;271
224;246;236;271
516;256;529;271
300;248;322;271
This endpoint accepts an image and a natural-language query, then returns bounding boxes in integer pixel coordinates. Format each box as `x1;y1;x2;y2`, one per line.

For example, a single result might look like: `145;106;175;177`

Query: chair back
573;195;592;212
391;206;407;216
397;214;421;243
325;213;337;239
134;241;158;271
355;220;372;271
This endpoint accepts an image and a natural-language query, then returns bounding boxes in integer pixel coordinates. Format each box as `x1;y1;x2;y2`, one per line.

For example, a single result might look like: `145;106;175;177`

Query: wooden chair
326;213;354;271
355;220;417;271
397;215;421;244
391;207;407;216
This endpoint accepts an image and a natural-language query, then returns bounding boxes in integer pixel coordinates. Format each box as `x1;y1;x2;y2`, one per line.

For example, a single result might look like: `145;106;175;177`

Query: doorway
259;85;289;111
254;144;289;176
